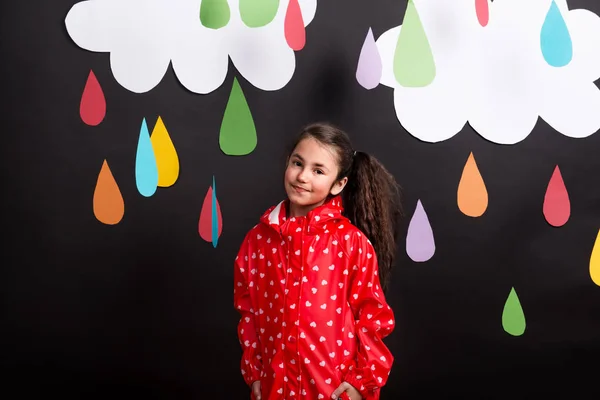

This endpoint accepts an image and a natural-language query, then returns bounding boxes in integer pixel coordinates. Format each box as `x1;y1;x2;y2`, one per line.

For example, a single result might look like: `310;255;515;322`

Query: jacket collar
260;195;346;234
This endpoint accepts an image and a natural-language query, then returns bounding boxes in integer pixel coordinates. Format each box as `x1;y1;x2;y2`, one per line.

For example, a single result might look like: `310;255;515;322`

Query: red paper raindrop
475;0;489;27
199;185;223;242
285;0;305;51
543;165;570;227
80;70;106;126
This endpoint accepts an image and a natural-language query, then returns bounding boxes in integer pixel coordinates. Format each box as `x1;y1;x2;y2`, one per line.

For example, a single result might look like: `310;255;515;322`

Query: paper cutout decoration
200;0;231;30
475;0;489;27
543;165;570;227
457;152;488;217
65;0;318;94
199;176;223;248
541;0;573;67
356;27;382;90
240;0;279;28
80;69;106;126
590;230;600;286
150;116;179;187
135;118;158;197
502;287;526;336
393;0;435;87
285;0;305;51
406;200;435;262
220;77;257;156
93;160;124;225
375;1;600;145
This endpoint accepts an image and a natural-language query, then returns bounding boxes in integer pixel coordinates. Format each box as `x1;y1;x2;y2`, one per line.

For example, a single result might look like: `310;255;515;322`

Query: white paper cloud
65;0;317;94
376;0;600;145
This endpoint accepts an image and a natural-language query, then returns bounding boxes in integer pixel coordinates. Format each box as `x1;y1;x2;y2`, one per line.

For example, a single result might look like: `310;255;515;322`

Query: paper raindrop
543;165;570;227
393;0;436;87
457;152;488;217
220;77;257;156
284;0;305;51
93;160;124;225
475;0;489;27
356;27;383;90
135;118;158;197
200;0;231;29
150;116;179;187
406;199;435;262
80;69;106;126
541;0;573;67
199;176;223;247
502;287;526;336
240;0;279;28
590;230;600;286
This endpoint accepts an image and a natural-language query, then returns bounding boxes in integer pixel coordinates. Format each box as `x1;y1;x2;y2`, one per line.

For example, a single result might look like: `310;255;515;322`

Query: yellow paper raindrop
590;230;600;286
150;116;179;187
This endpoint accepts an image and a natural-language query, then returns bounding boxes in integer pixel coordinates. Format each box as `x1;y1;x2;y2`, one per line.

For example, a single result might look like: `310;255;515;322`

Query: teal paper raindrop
211;176;219;248
541;0;573;67
135;118;158;197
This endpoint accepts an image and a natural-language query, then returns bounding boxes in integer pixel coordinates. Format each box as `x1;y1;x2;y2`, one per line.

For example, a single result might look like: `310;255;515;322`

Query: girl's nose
296;169;308;183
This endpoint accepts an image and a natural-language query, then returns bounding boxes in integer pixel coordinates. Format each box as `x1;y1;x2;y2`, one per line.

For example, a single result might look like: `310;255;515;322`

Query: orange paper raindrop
93;160;124;225
457;152;488;217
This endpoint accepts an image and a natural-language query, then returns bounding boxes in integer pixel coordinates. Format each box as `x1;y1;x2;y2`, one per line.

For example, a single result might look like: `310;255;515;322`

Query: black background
2;0;600;398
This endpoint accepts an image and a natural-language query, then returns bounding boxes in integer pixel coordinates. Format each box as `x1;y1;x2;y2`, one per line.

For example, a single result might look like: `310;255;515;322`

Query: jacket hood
259;195;347;235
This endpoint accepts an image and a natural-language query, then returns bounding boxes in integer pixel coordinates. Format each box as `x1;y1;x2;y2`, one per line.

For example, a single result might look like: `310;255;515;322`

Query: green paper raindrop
219;77;257;156
240;0;279;27
502;287;526;336
393;0;436;87
200;0;230;30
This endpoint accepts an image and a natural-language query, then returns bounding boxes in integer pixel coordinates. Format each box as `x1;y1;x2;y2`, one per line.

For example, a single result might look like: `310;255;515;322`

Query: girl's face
284;138;348;217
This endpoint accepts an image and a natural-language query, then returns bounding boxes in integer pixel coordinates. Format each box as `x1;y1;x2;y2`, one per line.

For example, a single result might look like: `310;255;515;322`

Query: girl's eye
293;161;302;167
315;169;324;175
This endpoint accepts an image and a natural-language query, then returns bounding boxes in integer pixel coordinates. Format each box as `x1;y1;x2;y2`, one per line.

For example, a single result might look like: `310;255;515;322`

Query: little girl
233;123;402;400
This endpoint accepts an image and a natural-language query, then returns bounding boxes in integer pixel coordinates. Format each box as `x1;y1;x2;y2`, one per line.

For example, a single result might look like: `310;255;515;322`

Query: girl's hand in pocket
251;380;262;400
331;381;362;400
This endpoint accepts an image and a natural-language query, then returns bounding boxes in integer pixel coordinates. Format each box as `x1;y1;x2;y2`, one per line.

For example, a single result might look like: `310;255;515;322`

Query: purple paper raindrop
356;27;382;90
406;199;435;262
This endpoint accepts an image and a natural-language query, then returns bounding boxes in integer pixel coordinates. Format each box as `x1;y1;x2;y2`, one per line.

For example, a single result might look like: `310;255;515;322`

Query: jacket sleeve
233;232;263;386
342;232;395;399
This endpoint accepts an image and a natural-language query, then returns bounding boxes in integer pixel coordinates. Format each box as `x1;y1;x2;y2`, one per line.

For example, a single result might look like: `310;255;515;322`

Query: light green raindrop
393;0;436;87
240;0;279;27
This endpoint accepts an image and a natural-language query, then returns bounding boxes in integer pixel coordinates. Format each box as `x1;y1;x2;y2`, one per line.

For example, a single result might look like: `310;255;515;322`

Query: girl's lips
292;184;309;193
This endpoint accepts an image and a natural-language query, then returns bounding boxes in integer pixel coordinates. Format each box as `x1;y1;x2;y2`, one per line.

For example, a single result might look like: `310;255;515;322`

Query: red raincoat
234;195;395;400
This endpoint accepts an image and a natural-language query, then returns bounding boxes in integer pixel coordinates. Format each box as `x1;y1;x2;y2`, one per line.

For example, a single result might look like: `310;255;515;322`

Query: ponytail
342;152;402;292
